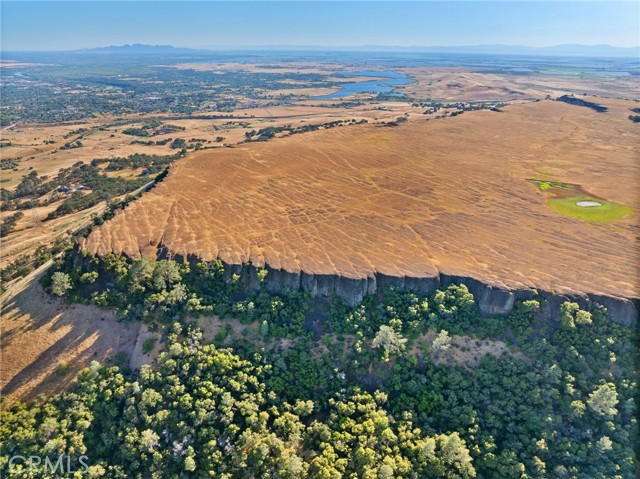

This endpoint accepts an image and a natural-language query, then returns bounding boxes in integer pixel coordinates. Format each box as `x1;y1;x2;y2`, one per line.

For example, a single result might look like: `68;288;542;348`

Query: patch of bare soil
128;323;162;372
194;315;258;342
193;315;297;352
413;330;527;370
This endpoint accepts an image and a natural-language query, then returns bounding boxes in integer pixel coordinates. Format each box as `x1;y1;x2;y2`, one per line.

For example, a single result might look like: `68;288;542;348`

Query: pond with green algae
529;179;633;222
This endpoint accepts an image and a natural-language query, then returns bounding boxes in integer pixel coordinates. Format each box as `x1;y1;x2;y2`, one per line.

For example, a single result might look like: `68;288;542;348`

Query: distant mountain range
76;43;211;54
76;43;639;58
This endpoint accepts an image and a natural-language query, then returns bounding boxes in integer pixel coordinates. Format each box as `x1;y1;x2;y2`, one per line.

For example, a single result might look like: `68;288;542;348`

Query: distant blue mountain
71;43;639;58
76;43;211;54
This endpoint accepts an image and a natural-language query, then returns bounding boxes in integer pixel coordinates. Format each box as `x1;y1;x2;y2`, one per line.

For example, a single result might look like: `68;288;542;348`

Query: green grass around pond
529;179;633;222
548;195;633;222
531;179;571;192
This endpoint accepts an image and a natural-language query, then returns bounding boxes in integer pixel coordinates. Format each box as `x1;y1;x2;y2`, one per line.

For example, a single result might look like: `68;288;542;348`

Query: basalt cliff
80;99;639;326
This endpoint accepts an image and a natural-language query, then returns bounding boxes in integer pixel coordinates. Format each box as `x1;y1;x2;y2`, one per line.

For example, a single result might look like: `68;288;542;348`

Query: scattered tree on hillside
432;329;451;356
372;325;407;362
50;272;73;296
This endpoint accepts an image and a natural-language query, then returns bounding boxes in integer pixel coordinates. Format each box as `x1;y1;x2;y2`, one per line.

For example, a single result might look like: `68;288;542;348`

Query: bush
142;337;157;354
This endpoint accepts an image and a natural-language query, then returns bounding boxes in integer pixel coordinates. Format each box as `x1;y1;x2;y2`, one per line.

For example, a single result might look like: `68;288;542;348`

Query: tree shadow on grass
1;268;140;406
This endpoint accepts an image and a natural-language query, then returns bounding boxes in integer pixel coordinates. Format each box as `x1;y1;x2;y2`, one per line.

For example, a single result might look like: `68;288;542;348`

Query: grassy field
80;98;639;300
548;195;634;222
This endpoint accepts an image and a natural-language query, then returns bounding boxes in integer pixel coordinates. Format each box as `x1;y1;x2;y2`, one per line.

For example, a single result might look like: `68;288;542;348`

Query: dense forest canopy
1;253;638;478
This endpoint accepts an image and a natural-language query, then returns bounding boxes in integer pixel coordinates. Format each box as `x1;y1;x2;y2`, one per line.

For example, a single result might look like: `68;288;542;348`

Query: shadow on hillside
0;270;140;405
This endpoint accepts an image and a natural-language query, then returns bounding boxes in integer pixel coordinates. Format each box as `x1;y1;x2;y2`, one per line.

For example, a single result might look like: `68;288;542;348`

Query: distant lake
312;70;412;100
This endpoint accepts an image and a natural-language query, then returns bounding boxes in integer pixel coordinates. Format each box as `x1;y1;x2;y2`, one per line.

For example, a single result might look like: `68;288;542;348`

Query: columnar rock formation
81;99;639;325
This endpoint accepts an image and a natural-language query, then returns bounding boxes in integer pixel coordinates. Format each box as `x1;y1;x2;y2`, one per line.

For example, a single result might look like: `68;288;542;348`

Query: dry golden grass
400;67;640;101
0;203;104;266
82;97;639;300
0;101;407;284
7;66;638;404
1;121;168;190
0;266;141;406
171;62;640;102
1;104;405;187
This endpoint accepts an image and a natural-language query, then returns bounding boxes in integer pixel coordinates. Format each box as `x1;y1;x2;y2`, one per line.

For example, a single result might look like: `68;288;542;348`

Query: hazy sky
2;1;638;51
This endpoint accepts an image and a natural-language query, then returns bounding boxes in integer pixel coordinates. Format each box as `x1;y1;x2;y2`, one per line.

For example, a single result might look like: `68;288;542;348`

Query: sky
1;1;638;51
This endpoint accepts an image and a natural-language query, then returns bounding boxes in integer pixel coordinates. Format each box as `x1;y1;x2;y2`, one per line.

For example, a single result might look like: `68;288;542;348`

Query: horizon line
3;42;640;53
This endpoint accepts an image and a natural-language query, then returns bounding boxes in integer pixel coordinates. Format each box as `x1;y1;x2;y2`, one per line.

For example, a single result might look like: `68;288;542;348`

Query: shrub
142;337;157;354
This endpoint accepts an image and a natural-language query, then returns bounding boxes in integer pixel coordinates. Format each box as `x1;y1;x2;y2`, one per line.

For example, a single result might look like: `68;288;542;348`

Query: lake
311;70;412;100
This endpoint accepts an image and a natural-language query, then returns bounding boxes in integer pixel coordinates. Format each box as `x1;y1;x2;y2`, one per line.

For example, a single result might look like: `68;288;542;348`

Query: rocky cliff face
175;254;637;327
80;104;639;309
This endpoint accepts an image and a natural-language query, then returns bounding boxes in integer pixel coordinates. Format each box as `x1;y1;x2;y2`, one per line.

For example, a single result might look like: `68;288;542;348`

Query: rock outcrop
80;100;640;327
207;259;638;327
